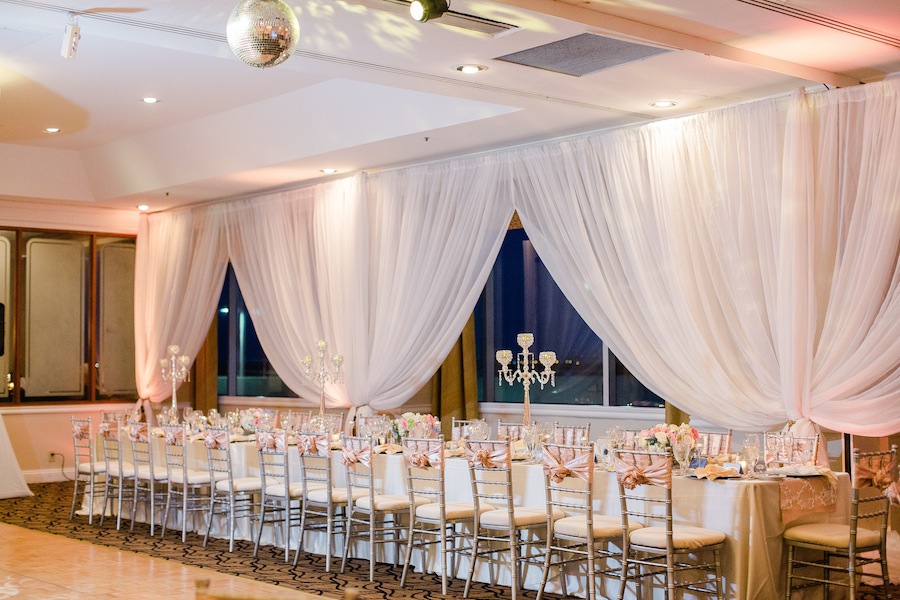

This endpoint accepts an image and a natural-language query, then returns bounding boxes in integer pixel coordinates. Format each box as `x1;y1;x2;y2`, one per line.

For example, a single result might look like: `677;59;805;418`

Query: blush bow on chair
784;445;897;599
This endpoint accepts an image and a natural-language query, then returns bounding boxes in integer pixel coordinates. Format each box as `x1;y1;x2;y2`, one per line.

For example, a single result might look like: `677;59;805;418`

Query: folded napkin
446;446;465;457
769;465;837;485
694;464;739;480
373;443;403;455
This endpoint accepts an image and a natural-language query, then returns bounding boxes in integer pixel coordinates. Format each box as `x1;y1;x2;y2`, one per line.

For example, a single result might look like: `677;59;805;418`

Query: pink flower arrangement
392;412;441;439
637;423;699;450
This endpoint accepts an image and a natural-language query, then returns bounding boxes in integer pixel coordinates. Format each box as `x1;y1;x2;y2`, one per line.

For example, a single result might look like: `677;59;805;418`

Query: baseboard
23;467;72;484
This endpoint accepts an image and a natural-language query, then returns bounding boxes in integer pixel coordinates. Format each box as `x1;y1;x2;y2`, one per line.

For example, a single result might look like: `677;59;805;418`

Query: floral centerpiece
392;412;441;439
239;408;275;433
637;423;699;451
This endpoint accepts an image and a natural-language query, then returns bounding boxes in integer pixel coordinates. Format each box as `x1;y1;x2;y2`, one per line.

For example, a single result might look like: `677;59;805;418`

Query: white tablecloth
0;414;32;499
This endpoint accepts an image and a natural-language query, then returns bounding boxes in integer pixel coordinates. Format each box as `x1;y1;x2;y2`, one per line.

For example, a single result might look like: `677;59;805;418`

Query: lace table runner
780;476;837;525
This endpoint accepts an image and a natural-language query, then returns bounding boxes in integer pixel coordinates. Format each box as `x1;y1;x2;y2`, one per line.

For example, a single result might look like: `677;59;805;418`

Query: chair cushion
77;462;106;475
553;514;640;540
136;465;168;481
783;523;881;549
479;507;565;528
630;525;726;550
108;463;135;478
356;494;430;512
306;487;367;504
168;469;211;485
215;476;262;492
265;482;323;498
416;500;492;521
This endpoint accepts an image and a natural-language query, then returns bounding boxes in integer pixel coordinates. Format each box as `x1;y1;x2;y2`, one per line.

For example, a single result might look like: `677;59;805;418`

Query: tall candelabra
160;345;191;413
496;333;556;425
303;340;344;419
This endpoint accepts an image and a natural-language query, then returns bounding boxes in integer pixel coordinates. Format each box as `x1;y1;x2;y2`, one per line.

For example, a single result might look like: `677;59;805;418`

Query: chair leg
326;506;335;573
586;542;596;600
785;545;794;600
508;527;519;600
714;548;723;600
400;519;415;588
464;530;480;599
849;551;856;600
70;476;81;521
536;532;552;600
881;547;893;600
161;488;172;540
440;523;449;595
293;506;308;566
617;550;629;600
253;496;266;557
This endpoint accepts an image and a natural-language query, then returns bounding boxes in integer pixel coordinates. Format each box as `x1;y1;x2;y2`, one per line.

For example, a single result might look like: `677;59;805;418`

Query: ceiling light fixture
60;14;80;59
320;168;338;174
141;97;160;104
43;127;61;134
410;0;449;23
136;204;150;211
456;64;487;74
650;100;677;108
226;0;300;69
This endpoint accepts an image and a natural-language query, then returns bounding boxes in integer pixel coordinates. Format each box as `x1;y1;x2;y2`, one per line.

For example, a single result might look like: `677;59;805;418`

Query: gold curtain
665;403;690;426
431;313;480;438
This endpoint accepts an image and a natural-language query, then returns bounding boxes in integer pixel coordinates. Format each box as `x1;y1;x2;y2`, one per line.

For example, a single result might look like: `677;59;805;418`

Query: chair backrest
553;422;591;445
71;416;95;468
99;420;126;471
127;419;154;473
256;429;290;490
612;447;674;549
696;429;732;457
497;421;528;442
621;429;641;450
850;445;897;545
341;435;376;500
764;431;819;466
465;439;514;516
451;418;475;442
790;434;819;465
542;441;595;525
204;425;235;484
296;430;333;498
292;410;313;432
402;436;446;511
162;424;189;480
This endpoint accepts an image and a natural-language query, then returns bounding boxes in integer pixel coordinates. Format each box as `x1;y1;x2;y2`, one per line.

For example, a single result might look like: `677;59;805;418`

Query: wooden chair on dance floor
293;430;361;573
613;447;725;600
463;439;564;600
70;416;106;524
204;425;263;552
400;435;486;595
160;424;214;543
784;445;897;600
99;420;136;531
537;441;636;600
340;435;427;582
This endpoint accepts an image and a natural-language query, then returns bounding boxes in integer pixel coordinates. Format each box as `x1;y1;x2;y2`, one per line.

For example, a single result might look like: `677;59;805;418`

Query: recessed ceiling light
43;127;61;133
456;64;487;74
650;100;677;108
136;204;150;211
141;97;160;104
320;168;338;174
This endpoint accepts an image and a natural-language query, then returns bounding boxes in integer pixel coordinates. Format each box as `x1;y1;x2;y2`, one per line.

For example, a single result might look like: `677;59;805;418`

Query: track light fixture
60;14;80;59
410;0;449;22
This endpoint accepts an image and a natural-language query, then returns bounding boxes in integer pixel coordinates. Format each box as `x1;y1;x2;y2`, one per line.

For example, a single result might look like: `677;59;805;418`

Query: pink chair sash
465;445;510;469
164;427;184;447
342;444;372;470
98;421;116;440
854;457;897;490
298;434;329;457
72;423;90;440
885;481;900;506
204;429;229;450
614;455;672;489
402;442;443;470
542;449;592;483
129;423;149;443
256;431;286;452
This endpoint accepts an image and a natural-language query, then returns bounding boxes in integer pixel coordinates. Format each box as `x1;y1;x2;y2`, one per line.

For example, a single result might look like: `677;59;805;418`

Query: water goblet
742;434;760;478
672;441;691;475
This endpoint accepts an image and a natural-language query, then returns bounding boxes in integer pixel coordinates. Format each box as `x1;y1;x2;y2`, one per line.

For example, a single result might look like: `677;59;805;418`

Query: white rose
655;432;668;445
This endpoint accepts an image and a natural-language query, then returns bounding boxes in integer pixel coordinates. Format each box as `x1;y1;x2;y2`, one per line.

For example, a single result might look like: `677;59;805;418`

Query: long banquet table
83;438;850;600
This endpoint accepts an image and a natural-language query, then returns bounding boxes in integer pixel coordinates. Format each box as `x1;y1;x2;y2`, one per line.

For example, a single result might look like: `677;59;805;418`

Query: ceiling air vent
497;32;669;76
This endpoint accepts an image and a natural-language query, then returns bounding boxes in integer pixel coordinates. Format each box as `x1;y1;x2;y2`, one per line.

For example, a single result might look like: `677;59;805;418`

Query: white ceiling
1;0;898;211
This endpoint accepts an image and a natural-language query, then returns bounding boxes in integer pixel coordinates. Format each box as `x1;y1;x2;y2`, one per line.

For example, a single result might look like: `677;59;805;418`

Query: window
0;229;137;402
217;265;295;397
477;225;664;409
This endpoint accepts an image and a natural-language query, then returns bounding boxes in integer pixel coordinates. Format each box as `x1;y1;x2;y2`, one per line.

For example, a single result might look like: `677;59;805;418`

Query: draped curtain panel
133;208;229;404
509;80;899;435
224;161;513;416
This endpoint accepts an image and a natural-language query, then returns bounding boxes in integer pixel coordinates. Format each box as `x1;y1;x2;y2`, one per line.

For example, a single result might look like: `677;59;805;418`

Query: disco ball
226;0;300;69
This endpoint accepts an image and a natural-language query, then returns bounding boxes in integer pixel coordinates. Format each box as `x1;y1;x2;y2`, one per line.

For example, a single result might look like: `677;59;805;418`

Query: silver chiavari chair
70;416;106;524
160;424;214;543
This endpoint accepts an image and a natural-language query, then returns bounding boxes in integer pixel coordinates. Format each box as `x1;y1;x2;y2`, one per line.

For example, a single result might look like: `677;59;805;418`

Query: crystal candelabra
496;333;556;426
160;345;191;413
302;340;344;423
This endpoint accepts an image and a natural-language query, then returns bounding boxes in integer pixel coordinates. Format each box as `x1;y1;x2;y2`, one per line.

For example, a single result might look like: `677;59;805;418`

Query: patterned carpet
0;482;895;599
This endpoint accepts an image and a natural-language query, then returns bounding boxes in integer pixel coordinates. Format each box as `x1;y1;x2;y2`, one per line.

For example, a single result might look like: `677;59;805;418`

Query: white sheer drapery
224;162;513;415
133;209;229;413
509;80;899;435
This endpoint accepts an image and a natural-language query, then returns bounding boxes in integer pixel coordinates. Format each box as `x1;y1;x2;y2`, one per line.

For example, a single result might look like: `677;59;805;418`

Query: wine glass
742;434;760;478
672;441;691;475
